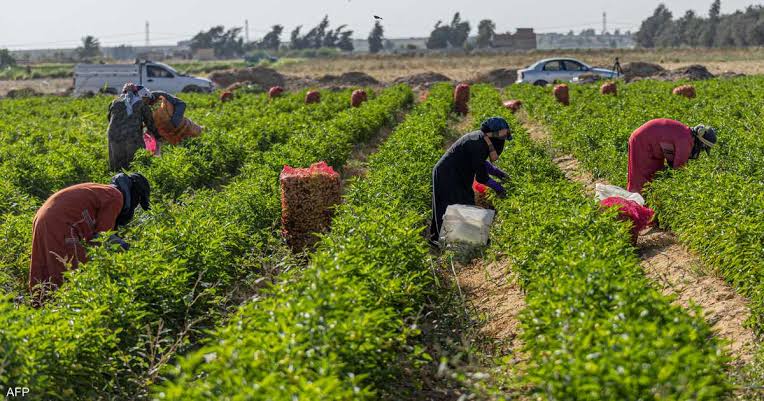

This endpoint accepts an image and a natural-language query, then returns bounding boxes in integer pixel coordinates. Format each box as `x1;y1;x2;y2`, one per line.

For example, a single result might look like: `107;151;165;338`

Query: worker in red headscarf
626;118;717;193
29;173;150;304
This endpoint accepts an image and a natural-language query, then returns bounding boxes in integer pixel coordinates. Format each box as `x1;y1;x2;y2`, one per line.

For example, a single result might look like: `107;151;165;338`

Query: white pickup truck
74;61;214;96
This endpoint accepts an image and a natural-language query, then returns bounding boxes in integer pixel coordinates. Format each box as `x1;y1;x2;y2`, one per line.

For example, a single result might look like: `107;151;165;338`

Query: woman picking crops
107;83;160;171
627;119;717;193
430;117;512;243
29;173;150;304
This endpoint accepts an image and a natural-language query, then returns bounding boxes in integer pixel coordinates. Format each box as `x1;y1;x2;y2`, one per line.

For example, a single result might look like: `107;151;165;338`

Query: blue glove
486;178;506;197
484;161;508;179
108;234;130;251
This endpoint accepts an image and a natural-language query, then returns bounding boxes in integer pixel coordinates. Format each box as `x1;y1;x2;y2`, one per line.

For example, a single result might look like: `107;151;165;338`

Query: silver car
516;58;618;86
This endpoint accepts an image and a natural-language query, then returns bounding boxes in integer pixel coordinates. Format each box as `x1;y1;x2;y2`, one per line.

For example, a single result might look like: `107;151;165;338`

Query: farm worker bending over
626;118;717;193
107;83;160;171
430;117;512;242
29;173;151;302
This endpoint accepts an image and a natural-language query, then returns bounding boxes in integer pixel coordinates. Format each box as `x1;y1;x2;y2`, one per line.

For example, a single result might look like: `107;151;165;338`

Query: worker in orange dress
626;119;717;193
29;173;150;303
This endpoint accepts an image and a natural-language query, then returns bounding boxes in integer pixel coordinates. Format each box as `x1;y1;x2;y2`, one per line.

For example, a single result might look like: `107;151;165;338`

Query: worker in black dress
430;117;512;242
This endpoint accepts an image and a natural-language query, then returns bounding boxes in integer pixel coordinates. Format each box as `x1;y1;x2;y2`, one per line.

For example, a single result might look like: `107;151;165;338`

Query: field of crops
0;76;762;400
511;79;764;334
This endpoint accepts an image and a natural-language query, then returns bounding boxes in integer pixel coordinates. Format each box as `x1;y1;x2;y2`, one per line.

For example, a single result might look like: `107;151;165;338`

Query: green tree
260;25;283;51
636;4;673;47
426;21;451;49
702;0;721;46
368;21;385;53
448;12;471;47
426;12;471;49
0;48;16;68
190;26;245;58
77;35;101;60
476;19;496;48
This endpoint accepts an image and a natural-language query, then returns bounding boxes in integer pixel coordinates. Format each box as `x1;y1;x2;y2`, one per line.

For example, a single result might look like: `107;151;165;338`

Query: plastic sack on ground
280;161;341;251
152;97;203;145
600;196;655;242
143;132;157;155
595;183;645;205
439;204;496;247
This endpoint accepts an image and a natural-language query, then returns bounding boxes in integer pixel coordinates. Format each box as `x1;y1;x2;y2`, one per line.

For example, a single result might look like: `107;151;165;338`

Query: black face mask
490;137;506;156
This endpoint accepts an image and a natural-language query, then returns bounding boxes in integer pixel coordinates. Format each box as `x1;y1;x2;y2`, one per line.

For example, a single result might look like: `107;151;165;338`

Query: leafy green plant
510;78;764;334
151;83;454;400
472;84;729;400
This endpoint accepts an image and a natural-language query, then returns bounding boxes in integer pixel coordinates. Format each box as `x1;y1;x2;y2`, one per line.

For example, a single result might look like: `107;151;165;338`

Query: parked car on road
516;58;618;85
74;60;214;96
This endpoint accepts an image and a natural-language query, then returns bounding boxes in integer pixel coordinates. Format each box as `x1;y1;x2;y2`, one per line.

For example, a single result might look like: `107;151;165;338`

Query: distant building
493;28;537;50
351;37;428;53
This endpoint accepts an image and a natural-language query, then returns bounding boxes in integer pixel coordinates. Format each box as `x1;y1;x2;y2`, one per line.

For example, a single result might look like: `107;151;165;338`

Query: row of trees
637;1;764;47
190;16;355;56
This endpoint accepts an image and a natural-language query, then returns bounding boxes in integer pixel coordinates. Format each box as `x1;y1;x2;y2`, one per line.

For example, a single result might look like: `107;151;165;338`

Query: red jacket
29;183;123;292
627;118;693;193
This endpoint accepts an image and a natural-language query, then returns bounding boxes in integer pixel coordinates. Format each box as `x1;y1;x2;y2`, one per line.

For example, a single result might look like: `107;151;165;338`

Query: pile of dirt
318;71;379;87
225;81;265;94
208;67;285;89
392;72;453;88
621;62;665;82
719;71;746;79
469;68;517;87
653;65;715;81
5;88;41;99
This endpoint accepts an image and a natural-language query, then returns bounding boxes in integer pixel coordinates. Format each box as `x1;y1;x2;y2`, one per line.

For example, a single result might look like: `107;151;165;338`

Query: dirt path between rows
517;110;756;366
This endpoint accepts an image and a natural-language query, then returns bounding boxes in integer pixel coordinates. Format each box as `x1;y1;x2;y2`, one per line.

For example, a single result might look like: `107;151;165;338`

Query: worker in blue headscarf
430;117;512;242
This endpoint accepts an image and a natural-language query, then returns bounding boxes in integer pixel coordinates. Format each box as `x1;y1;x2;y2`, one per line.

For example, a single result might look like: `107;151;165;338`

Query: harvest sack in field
503;100;522;112
152;97;203;145
454;83;470;115
472;180;492;209
305;90;321;104
673;85;696;98
143;132;158;155
554;84;570;105
280;161;341;251
595;183;645;205
269;86;285;99
351;90;368;107
601;82;617;95
600;196;655;242
439;204;495;246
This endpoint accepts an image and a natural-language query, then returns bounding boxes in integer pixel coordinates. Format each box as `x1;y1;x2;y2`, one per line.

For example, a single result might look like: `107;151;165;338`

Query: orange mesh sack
600;82;617;95
454;83;470;115
153;98;203;145
673;85;696;99
503;100;522;112
553;84;570;105
280;161;341;251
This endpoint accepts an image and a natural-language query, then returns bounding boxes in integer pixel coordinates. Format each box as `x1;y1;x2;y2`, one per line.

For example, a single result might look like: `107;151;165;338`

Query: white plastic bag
439;204;496;246
594;183;645;205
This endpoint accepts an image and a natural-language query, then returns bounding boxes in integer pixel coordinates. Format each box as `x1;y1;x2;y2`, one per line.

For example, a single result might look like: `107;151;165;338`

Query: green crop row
470;84;729;400
151;83;454;400
0;85;412;400
0;90;355;296
510;78;764;332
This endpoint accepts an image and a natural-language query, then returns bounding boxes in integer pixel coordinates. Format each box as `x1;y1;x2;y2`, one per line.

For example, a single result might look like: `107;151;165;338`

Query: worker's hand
108;234;130;251
494;189;507;199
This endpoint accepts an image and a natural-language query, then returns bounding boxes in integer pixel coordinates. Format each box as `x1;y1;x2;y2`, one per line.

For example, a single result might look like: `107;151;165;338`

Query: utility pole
245;20;250;43
145;21;150;46
602;12;607;35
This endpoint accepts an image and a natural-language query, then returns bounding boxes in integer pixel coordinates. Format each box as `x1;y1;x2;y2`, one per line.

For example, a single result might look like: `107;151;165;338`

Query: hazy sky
0;0;759;49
